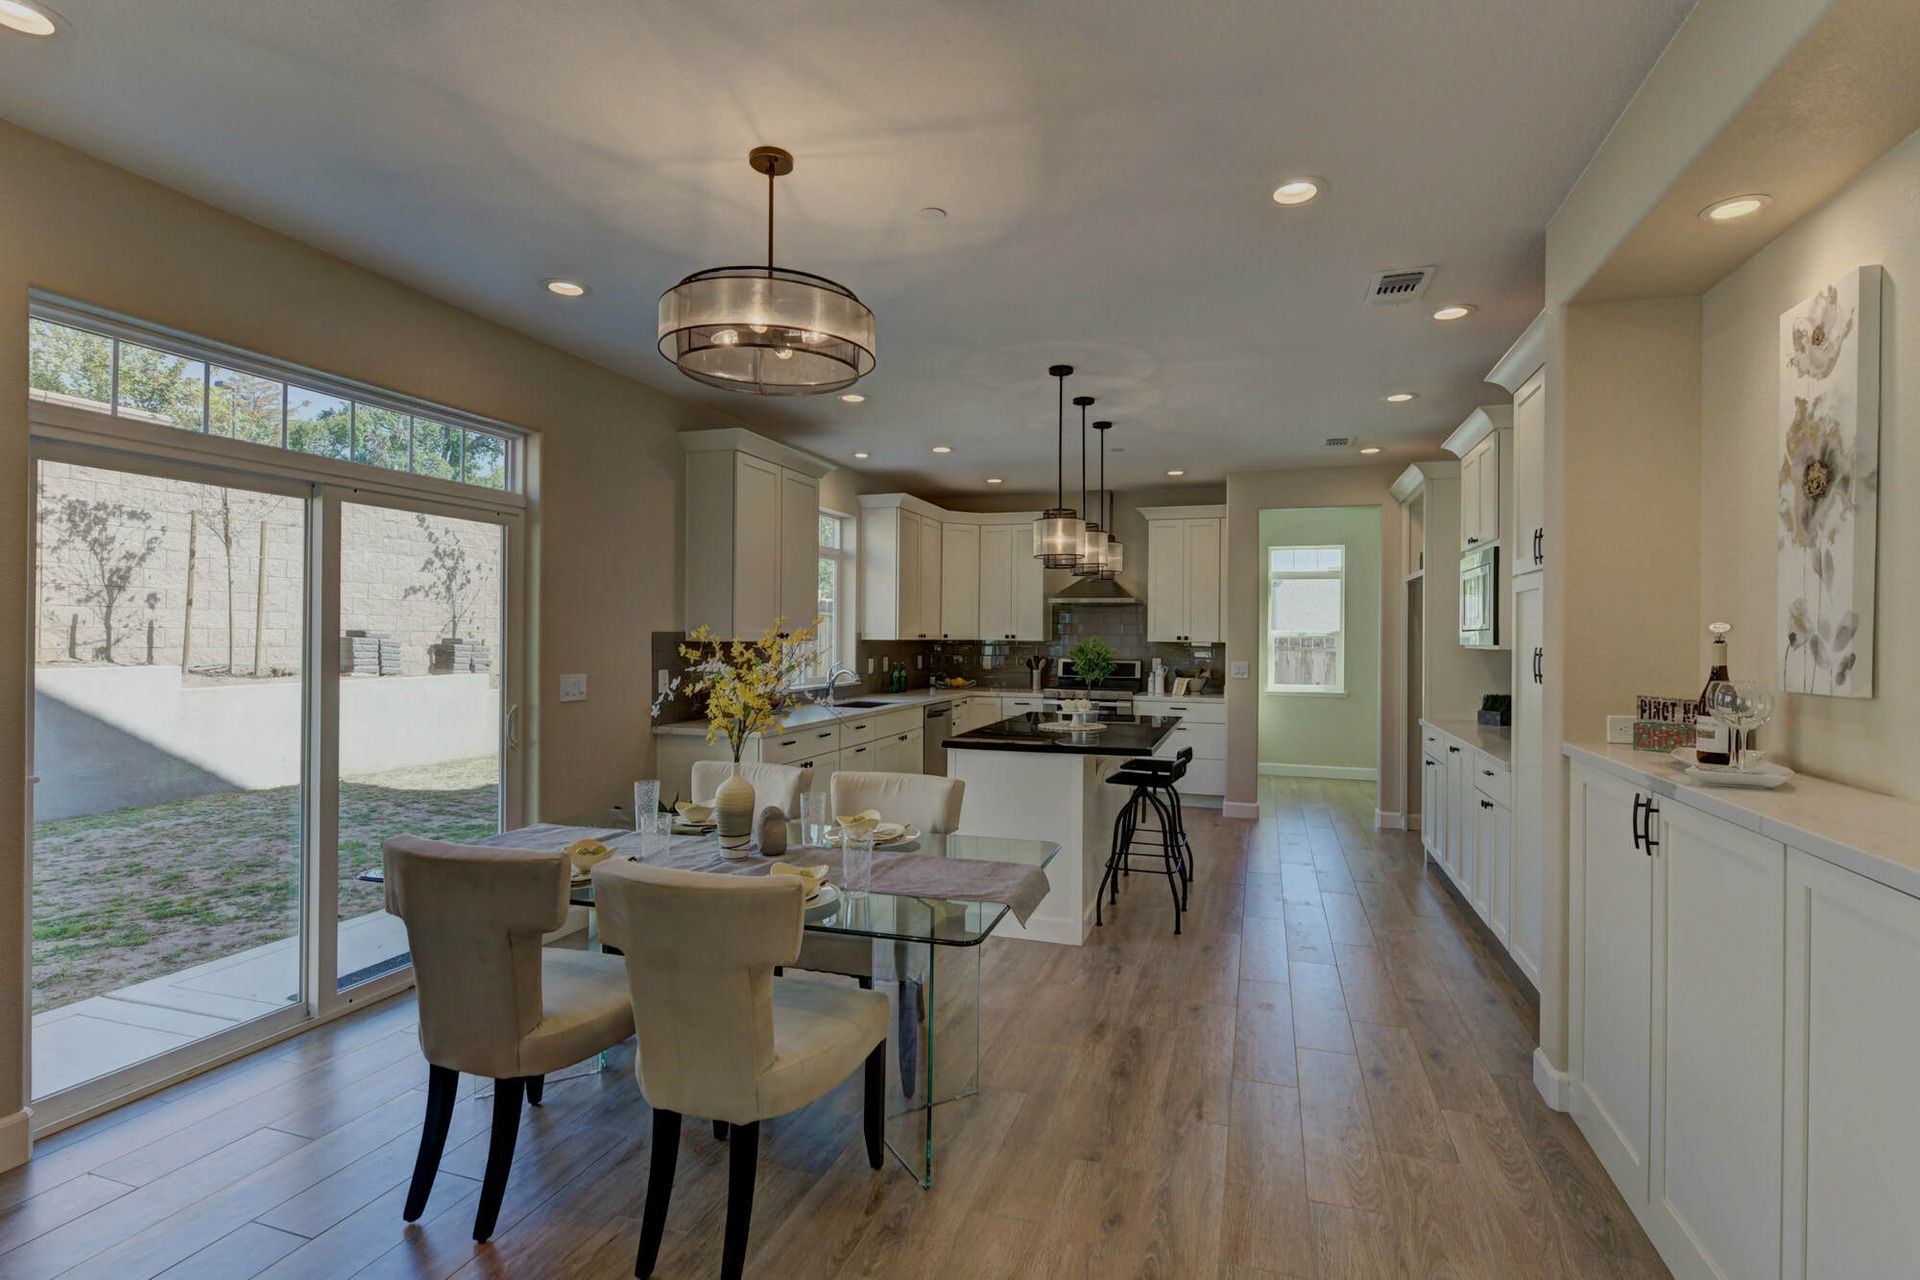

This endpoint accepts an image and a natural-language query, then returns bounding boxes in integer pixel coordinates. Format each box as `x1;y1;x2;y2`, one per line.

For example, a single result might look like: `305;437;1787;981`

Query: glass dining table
363;810;1059;1188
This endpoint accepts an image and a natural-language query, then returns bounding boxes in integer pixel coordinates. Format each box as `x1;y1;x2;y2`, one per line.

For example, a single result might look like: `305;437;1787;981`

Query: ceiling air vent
1324;436;1352;449
1365;266;1435;305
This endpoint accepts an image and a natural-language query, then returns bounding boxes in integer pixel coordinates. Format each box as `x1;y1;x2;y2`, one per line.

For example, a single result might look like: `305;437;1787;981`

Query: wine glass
1707;679;1776;771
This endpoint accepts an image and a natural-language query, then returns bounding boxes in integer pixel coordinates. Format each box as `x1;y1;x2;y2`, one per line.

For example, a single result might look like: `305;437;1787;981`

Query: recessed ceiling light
1360;447;1382;455
1431;304;1475;321
0;1;58;35
543;278;588;297
1270;177;1323;206
918;206;948;222
841;393;865;403
1700;193;1772;222
1385;392;1417;403
986;477;1003;485
932;446;952;454
853;451;869;459
1166;469;1186;477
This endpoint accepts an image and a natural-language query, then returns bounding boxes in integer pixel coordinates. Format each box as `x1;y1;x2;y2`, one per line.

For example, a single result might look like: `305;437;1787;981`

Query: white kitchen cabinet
873;726;922;774
1420;751;1442;860
999;694;1044;720
1783;851;1920;1279
977;522;1045;641
860;498;955;642
1442;407;1511;554
1570;763;1654;1202
1512;367;1545;574
1509;580;1544;984
1138;696;1227;800
940;522;979;640
684;431;827;640
1441;738;1469;884
1143;507;1225;643
916;512;943;639
1474;788;1511;944
839;736;880;775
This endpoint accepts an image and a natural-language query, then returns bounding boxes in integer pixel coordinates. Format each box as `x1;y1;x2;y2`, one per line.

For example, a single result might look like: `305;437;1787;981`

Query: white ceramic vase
715;763;755;857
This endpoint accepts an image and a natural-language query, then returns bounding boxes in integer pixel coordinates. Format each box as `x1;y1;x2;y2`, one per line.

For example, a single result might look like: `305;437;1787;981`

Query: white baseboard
1532;1047;1572;1112
1221;801;1259;820
0;1107;31;1173
1374;810;1404;830
1259;762;1379;781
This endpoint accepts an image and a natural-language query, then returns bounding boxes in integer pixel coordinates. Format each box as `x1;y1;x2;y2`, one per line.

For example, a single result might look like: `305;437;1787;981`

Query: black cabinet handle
1466;536;1480;545
1448;745;1461;754
1632;794;1648;852
1533;528;1544;565
1533;648;1544;684
1480;799;1493;810
1482;769;1494;777
1644;798;1661;855
818;731;833;739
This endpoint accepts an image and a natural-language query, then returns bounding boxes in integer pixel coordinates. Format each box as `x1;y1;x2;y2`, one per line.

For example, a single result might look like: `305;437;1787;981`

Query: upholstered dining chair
592;861;890;1280
382;835;636;1242
690;760;810;833
790;772;968;985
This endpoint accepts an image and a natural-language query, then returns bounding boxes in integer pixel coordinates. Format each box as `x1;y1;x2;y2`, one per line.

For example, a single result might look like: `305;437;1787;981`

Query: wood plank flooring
0;778;1668;1278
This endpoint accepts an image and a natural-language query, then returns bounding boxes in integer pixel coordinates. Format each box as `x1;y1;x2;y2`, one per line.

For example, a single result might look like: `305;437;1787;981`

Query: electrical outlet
656;668;669;695
1606;715;1634;744
1230;661;1250;680
866;657;875;674
559;673;587;703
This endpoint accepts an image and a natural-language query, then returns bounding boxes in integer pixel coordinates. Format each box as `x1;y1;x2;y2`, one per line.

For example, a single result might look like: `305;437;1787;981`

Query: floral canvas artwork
1778;266;1881;697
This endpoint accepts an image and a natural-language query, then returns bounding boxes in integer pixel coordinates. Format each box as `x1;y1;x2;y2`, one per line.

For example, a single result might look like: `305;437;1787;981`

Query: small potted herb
1067;636;1117;689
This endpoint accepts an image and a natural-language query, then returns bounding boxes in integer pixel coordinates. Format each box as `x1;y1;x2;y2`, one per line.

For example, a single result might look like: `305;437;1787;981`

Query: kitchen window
808;510;854;680
1267;544;1345;694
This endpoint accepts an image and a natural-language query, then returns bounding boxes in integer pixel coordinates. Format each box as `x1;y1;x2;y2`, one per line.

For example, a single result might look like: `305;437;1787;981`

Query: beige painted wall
1224;464;1404;815
1700;124;1920;799
0;118;745;1125
1256;507;1381;773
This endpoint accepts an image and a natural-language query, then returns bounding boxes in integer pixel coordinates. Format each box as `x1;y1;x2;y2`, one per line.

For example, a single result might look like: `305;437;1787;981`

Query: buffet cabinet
1420;721;1532;975
1567;755;1920;1279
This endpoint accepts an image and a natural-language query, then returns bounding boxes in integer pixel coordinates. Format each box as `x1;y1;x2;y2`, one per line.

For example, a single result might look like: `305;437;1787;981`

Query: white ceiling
0;0;1693;492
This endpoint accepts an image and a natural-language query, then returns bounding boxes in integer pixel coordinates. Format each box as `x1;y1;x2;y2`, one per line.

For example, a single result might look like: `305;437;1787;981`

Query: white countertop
653;686;1018;737
1565;741;1920;900
1137;691;1224;702
1422;717;1512;765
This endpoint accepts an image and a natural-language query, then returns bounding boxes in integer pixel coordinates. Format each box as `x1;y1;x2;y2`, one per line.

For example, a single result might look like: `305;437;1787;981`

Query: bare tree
42;492;165;664
403;513;492;640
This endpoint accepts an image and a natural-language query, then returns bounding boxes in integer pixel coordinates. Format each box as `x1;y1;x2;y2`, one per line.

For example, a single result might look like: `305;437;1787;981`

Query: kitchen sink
832;700;894;708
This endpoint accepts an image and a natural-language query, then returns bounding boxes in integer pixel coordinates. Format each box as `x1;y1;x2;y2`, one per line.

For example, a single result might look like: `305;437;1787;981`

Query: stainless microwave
1460;544;1498;647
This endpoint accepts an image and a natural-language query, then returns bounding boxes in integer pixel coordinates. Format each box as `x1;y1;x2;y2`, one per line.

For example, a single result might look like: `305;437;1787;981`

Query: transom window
1267;544;1346;694
28;312;516;492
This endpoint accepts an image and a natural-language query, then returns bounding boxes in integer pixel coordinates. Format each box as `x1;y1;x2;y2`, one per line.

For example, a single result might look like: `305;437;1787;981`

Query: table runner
476;824;1051;925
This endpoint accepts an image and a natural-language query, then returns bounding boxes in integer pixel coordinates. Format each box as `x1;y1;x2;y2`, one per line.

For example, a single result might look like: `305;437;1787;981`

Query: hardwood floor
0;779;1667;1278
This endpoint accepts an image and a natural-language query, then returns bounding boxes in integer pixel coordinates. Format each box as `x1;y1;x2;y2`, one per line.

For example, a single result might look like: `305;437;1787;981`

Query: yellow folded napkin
835;809;882;835
769;862;829;898
565;838;613;875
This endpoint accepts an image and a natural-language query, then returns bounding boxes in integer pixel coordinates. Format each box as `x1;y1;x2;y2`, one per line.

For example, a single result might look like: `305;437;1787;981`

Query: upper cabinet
683;430;829;639
1490;310;1547;575
977;521;1045;642
861;498;1040;642
1446;406;1512;552
939;522;979;640
1142;506;1225;643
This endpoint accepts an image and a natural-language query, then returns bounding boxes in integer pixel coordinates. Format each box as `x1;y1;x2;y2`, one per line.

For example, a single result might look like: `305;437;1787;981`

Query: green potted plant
1067;636;1117;689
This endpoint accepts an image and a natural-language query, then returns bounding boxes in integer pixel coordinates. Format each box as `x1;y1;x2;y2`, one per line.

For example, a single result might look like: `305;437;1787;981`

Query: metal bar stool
1095;747;1194;935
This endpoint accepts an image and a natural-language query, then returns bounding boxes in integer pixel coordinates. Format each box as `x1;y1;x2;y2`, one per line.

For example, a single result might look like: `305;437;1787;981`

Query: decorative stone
758;807;789;856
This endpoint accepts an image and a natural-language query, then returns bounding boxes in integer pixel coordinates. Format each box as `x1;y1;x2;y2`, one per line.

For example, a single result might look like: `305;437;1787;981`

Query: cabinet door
916;514;943;639
978;524;1014;640
1783;851;1920;1280
778;468;820;634
1653;803;1784;1280
1442;741;1468;881
1459;448;1482;549
940;523;980;640
841;738;878;776
1510;582;1545;983
1573;765;1654;1202
1476;434;1500;548
1185;518;1223;643
1146;518;1185;641
1478;793;1511;944
1013;532;1046;640
1513;368;1545;573
896;511;923;640
1421;755;1442;858
732;453;783;637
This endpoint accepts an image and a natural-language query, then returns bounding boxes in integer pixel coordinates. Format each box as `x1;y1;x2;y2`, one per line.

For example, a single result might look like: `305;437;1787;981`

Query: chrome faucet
823;663;859;705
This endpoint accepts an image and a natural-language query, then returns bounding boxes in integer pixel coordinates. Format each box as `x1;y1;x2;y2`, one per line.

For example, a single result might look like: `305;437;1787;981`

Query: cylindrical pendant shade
658;266;875;396
1033;509;1081;569
1075;522;1107;576
1103;535;1124;579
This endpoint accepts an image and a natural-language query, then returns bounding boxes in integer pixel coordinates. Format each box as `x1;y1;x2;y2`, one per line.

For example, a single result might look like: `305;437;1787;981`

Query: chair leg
721;1120;761;1280
635;1107;681;1278
403;1064;458;1222
712;1119;730;1141
1096;796;1131;926
864;1041;885;1170
471;1076;525;1241
526;1074;544;1106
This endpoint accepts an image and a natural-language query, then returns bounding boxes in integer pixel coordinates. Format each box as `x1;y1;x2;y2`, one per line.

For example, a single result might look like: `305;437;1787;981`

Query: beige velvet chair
593;861;890;1280
382;835;636;1242
690;760;810;833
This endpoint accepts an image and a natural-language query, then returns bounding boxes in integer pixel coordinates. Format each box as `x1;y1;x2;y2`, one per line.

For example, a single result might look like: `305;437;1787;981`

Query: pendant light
1074;397;1107;577
1032;365;1081;566
1093;420;1122;579
657;146;876;396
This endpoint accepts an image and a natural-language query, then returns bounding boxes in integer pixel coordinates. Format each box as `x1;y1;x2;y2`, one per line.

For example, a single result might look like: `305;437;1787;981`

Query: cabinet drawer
1472;754;1511;806
871;707;923;740
763;725;841;764
1000;695;1045;717
839;739;880;771
838;716;881;746
1156;720;1227;760
1137;697;1226;724
1180;757;1226;795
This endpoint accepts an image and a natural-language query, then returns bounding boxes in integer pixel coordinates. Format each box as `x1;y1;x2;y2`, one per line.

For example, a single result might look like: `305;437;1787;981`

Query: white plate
1037;719;1107;734
804;882;842;914
823;823;920;848
1682;759;1794;789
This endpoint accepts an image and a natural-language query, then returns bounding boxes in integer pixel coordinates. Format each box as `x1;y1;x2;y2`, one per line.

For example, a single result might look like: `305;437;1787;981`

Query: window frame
1266;543;1347;696
795;508;855;687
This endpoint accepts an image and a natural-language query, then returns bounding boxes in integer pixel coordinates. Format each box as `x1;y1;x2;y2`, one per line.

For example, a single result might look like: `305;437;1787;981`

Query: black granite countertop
943;713;1180;757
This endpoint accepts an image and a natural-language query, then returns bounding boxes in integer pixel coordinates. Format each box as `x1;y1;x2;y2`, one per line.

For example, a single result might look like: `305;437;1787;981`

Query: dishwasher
922;701;953;776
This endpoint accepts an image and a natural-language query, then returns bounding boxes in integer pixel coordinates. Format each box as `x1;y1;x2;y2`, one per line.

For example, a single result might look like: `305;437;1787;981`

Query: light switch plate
1230;661;1250;679
559;673;587;703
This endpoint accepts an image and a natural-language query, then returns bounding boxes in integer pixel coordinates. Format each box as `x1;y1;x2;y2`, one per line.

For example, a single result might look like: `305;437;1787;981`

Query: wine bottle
1695;622;1732;766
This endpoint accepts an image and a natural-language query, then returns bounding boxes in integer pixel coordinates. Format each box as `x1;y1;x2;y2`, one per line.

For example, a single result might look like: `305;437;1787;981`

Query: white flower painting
1778;266;1881;697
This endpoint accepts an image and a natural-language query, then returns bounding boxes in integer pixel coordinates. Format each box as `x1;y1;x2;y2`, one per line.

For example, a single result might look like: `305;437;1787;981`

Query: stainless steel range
1044;658;1144;716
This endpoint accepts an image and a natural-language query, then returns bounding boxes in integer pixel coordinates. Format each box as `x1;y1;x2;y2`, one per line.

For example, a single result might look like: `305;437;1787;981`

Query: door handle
506;703;521;750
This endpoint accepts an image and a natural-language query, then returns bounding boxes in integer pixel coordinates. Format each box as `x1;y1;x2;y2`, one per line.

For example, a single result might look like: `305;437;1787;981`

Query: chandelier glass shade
657;147;875;397
1083;419;1114;578
1033;365;1081;567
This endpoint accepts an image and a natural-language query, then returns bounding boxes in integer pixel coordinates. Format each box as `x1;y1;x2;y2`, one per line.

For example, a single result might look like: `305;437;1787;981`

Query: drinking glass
1707;679;1777;771
633;779;661;828
841;831;874;898
800;792;829;846
638;810;672;861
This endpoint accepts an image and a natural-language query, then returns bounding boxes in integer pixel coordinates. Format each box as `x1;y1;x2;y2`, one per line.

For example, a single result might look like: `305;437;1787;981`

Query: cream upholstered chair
790;772;967;985
382;835;635;1242
690;760;810;833
592;861;889;1280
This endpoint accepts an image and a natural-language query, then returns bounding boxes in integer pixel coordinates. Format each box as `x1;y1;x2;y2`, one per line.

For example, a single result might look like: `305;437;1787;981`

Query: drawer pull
1482;769;1494;777
1448;745;1461;754
1480;799;1493;810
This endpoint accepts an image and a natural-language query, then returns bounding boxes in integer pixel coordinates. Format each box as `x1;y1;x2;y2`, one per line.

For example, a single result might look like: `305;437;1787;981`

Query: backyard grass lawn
31;756;498;1013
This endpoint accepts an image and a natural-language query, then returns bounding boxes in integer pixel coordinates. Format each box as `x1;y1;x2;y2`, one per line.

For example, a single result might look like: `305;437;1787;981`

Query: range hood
1049;577;1140;605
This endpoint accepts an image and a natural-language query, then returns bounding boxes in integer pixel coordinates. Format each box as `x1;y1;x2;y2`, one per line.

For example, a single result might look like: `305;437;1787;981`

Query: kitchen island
944;712;1181;945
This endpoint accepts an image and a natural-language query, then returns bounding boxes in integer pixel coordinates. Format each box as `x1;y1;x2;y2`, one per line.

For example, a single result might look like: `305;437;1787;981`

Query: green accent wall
1257;506;1381;773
